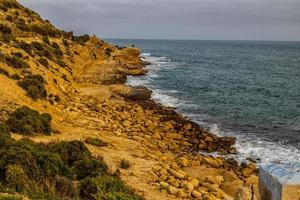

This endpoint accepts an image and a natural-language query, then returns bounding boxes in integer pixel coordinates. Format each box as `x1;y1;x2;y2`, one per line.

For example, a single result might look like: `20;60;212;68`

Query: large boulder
127;86;152;100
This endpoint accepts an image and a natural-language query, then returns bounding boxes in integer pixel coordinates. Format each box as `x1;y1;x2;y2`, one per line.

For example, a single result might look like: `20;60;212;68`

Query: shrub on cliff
47;140;92;166
0;24;12;34
1;0;20;9
120;159;131;169
74;34;90;45
85;137;108;147
0;126;142;200
51;42;63;58
1;34;16;43
0;68;9;77
18;74;47;100
0;53;29;69
6;106;52;135
73;158;108;180
17;41;33;55
79;175;143;200
38;58;49;68
42;35;50;44
29;24;61;37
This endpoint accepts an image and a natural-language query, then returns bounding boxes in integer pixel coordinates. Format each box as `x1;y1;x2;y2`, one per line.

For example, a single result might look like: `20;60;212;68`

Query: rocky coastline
117;53;259;200
0;0;259;199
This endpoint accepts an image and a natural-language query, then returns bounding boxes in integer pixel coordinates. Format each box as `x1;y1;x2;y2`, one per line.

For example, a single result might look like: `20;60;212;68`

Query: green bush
54;176;77;198
5;164;29;192
0;4;8;12
10;73;21;80
79;177;98;200
105;192;143;200
18;74;47;100
120;159;130;169
0;130;142;200
85;137;108;147
0;53;29;69
0;24;12;34
86;175;143;200
6;106;52;135
1;34;16;43
38;58;49;68
29;24;61;37
0;68;9;77
42;35;50;44
1;0;20;9
73;158;108;180
62;39;69;48
5;15;13;22
0;123;13;146
0;196;23;200
74;34;90;45
48;140;91;166
17;41;33;55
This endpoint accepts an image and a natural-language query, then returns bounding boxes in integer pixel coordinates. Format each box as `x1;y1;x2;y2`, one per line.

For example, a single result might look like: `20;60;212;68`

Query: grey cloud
18;0;300;41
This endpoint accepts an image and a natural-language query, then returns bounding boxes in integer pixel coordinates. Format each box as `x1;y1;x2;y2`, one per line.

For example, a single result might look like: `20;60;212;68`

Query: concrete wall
259;163;300;200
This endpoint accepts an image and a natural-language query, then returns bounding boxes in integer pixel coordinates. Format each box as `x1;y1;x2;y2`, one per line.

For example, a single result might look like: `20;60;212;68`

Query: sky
19;0;300;41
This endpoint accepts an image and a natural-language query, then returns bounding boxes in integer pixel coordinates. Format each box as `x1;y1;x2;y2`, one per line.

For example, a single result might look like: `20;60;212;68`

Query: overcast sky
19;0;300;41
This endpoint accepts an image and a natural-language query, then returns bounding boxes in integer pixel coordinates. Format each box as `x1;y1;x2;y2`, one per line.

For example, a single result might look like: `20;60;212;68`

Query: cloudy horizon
19;0;300;41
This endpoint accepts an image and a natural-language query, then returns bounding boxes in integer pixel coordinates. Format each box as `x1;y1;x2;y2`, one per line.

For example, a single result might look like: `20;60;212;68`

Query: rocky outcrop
127;86;152;100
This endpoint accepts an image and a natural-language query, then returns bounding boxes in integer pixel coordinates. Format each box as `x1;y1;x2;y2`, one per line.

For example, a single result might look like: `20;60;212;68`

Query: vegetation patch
38;58;49;68
0;24;12;34
0;0;20;10
85;137;108;147
1;34;16;43
0;122;143;200
120;159;131;169
17;41;33;55
18;74;47;100
0;53;29;69
79;175;143;200
6;106;52;135
74;34;90;45
0;68;9;77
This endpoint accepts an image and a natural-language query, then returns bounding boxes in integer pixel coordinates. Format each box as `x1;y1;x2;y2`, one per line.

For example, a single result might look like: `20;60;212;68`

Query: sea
107;39;300;165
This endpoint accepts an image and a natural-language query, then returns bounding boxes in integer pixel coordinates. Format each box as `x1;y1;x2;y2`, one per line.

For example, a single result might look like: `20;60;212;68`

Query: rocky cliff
0;0;259;199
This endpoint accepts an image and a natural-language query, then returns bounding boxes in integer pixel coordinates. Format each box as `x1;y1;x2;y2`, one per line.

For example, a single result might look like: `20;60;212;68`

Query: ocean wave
127;52;300;165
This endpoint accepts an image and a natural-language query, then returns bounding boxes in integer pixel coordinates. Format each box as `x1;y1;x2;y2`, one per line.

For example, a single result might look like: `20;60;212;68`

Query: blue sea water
107;39;300;164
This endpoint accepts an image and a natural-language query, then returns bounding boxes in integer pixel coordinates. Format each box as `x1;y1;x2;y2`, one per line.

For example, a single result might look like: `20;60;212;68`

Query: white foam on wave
127;53;300;165
206;123;300;165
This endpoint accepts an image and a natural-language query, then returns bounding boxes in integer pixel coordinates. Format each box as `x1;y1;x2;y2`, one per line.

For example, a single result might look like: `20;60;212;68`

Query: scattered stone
203;157;220;168
192;190;202;198
168;186;179;195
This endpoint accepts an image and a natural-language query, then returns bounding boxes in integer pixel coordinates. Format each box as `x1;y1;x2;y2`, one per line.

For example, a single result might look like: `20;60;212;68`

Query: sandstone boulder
220;180;244;197
127;86;152;100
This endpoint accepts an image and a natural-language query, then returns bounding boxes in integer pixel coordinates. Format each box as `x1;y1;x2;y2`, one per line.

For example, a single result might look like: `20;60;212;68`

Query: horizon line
103;38;300;43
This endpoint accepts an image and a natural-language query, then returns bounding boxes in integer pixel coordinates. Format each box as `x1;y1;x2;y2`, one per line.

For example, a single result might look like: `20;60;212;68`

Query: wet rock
127;86;152;100
141;60;151;66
